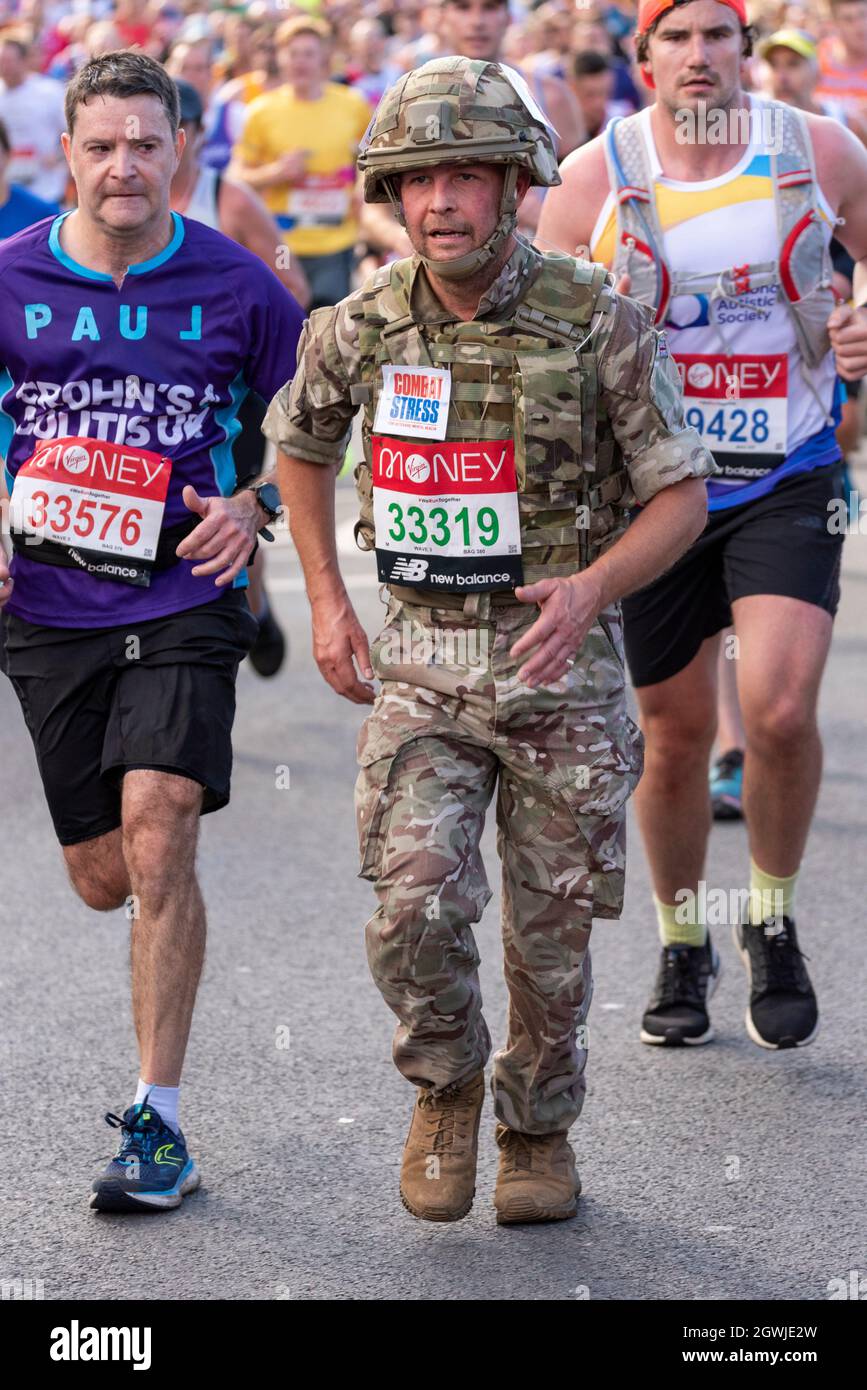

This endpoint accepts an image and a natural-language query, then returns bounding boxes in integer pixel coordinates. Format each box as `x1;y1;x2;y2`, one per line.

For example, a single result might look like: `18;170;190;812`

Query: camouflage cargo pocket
355;750;400;881
549;708;644;920
355;702;406;882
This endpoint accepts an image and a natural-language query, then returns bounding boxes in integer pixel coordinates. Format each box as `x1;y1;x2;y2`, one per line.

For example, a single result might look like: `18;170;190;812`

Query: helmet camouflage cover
357;55;561;200
357;56;561;279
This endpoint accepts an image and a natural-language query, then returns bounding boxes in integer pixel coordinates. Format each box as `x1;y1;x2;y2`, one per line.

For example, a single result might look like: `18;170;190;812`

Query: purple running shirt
1;212;304;627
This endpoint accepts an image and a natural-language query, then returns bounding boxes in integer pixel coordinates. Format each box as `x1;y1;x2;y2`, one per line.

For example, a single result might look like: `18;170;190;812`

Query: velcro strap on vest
381;313;415;339
587;471;627;509
512;304;583;343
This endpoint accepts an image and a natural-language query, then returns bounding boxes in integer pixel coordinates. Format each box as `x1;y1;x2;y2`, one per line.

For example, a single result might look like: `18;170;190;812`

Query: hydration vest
603;101;836;371
347;251;630;580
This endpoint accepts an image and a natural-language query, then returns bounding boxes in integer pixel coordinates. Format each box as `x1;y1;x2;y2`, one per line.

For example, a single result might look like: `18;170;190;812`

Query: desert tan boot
493;1123;581;1224
399;1071;485;1222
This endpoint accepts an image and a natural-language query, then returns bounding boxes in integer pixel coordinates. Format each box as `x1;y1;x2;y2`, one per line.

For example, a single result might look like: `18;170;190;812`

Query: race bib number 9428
372;435;523;593
675;353;788;458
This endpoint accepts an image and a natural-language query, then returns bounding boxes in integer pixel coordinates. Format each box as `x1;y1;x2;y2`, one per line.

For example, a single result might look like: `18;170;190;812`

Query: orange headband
637;0;748;35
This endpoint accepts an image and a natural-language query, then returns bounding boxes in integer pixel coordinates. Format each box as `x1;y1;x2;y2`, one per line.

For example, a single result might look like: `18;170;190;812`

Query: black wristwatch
249;481;282;541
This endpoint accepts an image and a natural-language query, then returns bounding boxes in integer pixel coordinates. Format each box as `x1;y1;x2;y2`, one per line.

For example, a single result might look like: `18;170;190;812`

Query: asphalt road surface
2;462;865;1302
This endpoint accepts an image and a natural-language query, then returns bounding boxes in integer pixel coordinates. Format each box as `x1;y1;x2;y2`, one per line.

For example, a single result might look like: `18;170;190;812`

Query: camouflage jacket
263;237;717;578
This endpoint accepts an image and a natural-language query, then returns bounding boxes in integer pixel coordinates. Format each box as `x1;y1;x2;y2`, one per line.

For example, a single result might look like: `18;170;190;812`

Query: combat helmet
357;55;561;280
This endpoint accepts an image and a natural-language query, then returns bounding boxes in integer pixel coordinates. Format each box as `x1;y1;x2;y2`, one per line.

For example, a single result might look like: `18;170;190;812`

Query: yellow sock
655;893;707;948
748;859;798;925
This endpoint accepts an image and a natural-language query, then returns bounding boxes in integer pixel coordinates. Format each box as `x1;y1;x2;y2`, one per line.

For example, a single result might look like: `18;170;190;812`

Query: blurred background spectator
0;112;59;236
0;0;865;303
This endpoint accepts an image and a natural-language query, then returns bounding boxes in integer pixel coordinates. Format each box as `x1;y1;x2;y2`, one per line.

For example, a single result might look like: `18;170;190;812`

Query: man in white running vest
539;0;867;1052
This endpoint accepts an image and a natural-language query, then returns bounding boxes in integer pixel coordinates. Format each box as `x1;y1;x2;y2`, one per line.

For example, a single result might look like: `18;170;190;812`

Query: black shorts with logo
622;462;846;689
1;590;258;846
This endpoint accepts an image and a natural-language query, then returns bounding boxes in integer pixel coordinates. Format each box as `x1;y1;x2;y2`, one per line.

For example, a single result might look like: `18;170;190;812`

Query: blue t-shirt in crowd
0;185;61;240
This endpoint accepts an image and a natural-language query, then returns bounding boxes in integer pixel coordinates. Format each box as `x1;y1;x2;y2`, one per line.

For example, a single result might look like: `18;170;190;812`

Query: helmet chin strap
386;165;521;283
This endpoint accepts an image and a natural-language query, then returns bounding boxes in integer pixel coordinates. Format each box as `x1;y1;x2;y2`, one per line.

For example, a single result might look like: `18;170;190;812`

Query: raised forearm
589;477;708;608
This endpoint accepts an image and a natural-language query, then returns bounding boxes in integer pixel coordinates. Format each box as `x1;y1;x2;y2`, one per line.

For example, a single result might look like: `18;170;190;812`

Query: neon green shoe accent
154;1144;183;1168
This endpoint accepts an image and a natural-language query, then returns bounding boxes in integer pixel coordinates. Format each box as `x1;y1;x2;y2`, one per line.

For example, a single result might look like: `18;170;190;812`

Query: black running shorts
2;590;258;846
622;463;846;688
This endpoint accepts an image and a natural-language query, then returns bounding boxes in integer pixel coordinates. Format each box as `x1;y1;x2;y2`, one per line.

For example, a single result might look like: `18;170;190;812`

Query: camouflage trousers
355;590;644;1135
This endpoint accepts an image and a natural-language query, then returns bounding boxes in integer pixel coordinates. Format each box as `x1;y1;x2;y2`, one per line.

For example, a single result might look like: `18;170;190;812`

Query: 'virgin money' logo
404;454;430;485
62;445;90;474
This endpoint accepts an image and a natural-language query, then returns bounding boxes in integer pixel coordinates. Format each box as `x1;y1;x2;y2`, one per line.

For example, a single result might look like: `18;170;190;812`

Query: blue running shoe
710;747;744;821
90;1102;201;1213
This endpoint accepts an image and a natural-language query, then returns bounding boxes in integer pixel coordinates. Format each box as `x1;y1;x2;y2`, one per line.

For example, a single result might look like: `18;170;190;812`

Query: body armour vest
347;250;630;587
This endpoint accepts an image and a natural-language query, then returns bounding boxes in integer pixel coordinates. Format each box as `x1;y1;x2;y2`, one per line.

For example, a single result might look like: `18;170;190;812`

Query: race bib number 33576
9;436;172;586
372;435;523;593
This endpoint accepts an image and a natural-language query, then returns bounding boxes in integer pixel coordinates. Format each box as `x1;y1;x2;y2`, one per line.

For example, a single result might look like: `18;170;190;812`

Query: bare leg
716;627;745;754
733;595;833;878
121;769;206;1085
64;828;130;911
632;633;721;903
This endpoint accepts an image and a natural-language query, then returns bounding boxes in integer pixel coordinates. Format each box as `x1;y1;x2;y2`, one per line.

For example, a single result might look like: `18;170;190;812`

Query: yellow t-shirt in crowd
235;81;372;258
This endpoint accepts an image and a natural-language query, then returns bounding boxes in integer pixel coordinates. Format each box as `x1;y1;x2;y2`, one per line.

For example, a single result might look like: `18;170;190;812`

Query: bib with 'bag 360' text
371;435;523;593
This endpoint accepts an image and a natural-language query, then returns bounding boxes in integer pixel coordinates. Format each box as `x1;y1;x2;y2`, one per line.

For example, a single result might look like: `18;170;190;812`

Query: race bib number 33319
372;435;523;593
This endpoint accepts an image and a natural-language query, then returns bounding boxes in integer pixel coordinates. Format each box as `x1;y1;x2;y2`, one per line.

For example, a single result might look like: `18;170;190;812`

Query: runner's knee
121;774;202;886
641;703;717;763
63;845;129;913
744;694;817;753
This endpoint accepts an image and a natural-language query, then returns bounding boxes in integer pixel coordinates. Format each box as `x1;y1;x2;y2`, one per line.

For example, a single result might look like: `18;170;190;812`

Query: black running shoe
248;603;287;677
733;917;818;1049
710;748;744;821
640;935;721;1045
90;1103;200;1213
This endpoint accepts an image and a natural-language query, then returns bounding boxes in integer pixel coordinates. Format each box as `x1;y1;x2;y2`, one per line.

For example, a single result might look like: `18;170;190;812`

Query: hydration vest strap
609;100;833;375
605;116;670;321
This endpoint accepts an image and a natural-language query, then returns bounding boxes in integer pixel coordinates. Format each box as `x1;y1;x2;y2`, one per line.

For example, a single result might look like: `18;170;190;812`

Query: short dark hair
0;116;9;155
574;51;611;78
64;49;181;136
635;0;754;65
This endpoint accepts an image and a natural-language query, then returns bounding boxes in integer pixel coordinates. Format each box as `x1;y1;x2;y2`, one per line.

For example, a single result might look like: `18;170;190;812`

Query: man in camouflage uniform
264;57;715;1225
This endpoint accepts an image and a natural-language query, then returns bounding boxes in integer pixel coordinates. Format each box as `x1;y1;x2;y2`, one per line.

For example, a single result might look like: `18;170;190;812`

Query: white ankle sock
134;1079;180;1134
